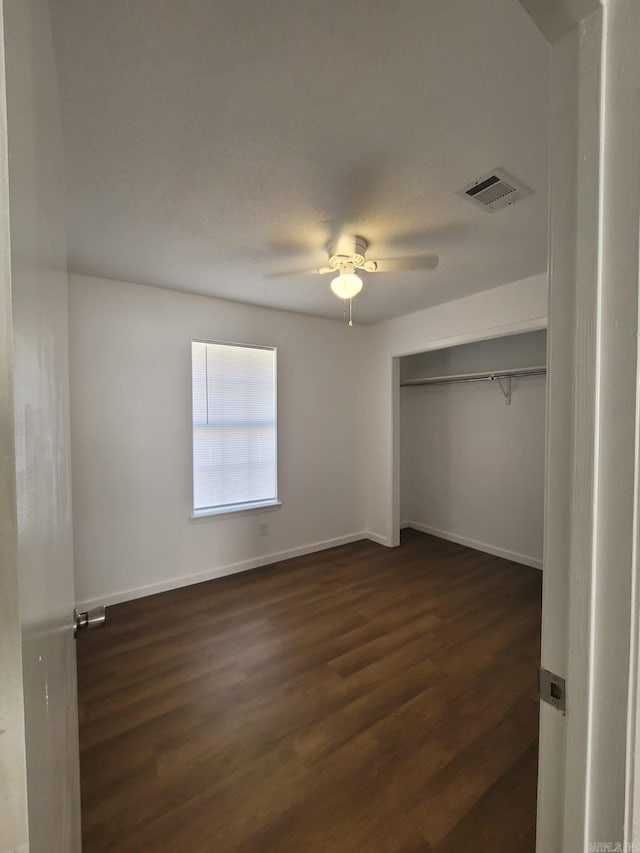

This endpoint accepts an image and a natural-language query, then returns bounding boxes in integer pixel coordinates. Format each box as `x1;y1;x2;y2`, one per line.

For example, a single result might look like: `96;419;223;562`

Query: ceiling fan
264;235;439;325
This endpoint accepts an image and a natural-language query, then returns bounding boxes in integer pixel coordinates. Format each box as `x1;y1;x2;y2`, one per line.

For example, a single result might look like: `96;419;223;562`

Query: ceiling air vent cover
459;168;533;213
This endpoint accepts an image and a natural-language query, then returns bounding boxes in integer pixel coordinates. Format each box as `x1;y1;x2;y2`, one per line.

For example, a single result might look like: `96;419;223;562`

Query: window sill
190;500;282;520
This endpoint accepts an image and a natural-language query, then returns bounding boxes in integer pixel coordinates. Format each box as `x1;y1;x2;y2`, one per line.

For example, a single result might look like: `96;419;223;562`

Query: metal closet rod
400;365;547;388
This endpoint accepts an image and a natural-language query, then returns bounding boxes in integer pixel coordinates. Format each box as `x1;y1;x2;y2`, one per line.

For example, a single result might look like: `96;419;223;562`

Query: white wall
363;273;549;547
68;274;368;608
2;0;81;849
400;329;548;381
400;374;546;568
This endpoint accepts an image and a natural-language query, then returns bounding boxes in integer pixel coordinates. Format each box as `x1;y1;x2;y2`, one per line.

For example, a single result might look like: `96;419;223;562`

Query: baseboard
76;531;385;609
365;531;393;547
404;521;543;570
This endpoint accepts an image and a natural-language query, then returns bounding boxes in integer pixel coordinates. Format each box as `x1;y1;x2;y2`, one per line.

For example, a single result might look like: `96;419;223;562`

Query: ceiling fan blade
263;266;333;279
368;255;439;273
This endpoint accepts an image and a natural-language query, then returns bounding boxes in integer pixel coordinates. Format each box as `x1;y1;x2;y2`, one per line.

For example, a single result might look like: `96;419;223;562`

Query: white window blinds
192;341;277;514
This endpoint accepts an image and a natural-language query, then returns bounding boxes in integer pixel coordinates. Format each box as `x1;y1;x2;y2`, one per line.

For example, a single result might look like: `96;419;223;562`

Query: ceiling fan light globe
330;273;363;300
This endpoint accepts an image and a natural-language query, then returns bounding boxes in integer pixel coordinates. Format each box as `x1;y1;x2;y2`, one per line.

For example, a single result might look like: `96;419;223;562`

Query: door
1;1;81;849
535;1;640;849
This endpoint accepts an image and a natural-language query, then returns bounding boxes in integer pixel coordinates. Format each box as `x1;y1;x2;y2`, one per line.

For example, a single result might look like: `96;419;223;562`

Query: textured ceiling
50;0;550;324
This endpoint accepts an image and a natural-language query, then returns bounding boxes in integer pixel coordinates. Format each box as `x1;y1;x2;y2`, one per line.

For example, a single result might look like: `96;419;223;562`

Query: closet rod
400;365;546;387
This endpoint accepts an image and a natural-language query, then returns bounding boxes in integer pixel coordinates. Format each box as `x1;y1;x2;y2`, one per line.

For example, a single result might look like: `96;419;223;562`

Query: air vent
459;168;533;213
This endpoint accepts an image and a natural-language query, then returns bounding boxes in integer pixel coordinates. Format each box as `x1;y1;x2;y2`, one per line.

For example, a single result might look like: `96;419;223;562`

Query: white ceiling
49;0;550;324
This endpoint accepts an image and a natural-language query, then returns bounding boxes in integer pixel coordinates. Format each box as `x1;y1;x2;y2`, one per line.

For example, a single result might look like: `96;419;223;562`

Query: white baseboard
76;531;385;609
365;531;393;547
403;521;543;570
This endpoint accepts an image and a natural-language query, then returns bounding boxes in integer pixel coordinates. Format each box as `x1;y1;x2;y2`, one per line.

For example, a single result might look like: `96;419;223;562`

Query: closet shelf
400;365;546;387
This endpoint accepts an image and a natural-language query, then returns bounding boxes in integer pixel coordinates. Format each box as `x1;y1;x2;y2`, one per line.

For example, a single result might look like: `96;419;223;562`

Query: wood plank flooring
77;529;542;852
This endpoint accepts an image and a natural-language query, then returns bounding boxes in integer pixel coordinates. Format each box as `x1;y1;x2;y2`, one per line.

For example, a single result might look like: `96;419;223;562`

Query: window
191;340;278;516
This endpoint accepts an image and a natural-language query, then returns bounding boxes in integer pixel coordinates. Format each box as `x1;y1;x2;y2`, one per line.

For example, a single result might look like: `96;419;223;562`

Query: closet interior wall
400;331;547;569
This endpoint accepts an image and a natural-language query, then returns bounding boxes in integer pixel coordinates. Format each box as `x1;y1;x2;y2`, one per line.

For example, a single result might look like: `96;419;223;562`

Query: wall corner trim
365;531;393;547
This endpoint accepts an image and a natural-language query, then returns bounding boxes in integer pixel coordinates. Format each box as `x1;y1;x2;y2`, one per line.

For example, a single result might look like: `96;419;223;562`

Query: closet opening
399;330;547;567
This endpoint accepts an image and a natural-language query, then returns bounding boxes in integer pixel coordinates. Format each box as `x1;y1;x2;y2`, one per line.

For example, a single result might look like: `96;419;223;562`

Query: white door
535;1;640;849
1;1;81;850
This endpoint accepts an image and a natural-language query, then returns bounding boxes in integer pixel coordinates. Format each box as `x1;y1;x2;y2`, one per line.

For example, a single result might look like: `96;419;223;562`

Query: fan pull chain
341;299;354;328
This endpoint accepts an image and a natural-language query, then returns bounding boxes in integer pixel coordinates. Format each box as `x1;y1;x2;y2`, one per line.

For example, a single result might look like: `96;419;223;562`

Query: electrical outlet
259;522;269;537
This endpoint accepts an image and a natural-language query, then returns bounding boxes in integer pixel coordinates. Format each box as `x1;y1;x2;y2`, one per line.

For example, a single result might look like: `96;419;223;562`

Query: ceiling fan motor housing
328;235;371;272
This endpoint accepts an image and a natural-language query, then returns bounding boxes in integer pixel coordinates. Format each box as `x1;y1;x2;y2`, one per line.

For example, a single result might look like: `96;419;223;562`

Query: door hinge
539;668;566;714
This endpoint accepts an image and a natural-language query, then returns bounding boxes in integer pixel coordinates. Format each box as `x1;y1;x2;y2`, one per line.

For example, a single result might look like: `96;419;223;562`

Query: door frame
390;316;548;549
539;2;640;849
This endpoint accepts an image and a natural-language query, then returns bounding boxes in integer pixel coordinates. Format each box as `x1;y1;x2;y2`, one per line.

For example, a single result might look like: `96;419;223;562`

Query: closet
399;330;547;569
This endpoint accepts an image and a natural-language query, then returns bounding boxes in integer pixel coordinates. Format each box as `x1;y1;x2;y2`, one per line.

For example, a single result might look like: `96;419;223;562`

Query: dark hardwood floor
77;529;542;852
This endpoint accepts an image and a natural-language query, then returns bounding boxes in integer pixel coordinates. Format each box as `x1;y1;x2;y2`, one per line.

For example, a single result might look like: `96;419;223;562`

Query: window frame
190;338;279;519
